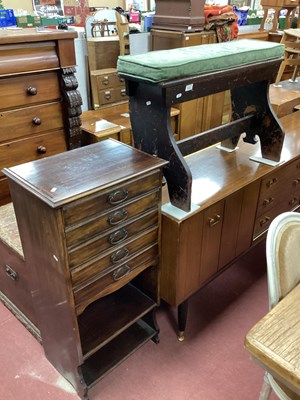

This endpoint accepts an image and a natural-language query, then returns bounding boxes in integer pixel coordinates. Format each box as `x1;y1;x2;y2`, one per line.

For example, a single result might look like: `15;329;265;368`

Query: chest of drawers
3;139;166;399
0;28;82;206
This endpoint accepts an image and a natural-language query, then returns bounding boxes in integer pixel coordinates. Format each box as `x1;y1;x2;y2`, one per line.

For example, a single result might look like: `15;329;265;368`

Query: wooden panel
0;71;60;110
87;38;120;71
56;38;76;68
0;102;64;142
0;178;10;206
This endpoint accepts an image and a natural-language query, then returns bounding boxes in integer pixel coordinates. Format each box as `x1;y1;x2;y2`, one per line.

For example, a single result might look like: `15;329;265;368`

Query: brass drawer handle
102;77;109;85
266;178;278;187
111;247;129;263
109;228;128;244
37;145;47;154
32;117;41;126
289;197;298;206
108;208;128;225
262;197;274;206
293;178;300;186
260;216;270;227
113;264;131;281
121;89;127;96
108;189;129;205
5;265;18;281
104;91;111;100
209;214;221;227
27;86;37;96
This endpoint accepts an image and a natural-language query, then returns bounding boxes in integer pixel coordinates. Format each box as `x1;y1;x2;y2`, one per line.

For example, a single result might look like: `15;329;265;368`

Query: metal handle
108;208;128;225
113;264;131;281
262;197;274;206
111;247;129;263
266;178;278;187
102;77;109;85
209;214;221;227
5;265;18;281
32;117;41;126
289;197;298;206
104;91;111;100
293;178;300;186
109;228;128;245
121;89;127;96
260;216;270;227
27;86;37;96
108;189;128;205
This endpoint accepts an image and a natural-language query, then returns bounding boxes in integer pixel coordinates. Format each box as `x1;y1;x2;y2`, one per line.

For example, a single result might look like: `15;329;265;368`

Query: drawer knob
266;178;278;187
27;86;37;96
111;247;129;263
102;77;109;85
113;264;131;281
37;146;47;154
108;189;129;205
109;228;128;244
5;265;18;281
32;117;41;126
209;214;221;227
121;89;127;96
108;208;128;225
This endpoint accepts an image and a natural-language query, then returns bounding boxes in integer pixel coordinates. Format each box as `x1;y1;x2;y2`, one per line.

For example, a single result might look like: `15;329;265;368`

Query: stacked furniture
118;39;288;339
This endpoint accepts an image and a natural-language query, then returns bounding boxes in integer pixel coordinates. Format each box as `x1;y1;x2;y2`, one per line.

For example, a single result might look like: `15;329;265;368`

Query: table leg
178;300;189;342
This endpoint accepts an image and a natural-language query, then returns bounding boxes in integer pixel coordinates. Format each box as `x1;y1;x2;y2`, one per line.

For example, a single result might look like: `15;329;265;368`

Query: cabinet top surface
3;139;167;207
162;111;300;216
0;27;77;44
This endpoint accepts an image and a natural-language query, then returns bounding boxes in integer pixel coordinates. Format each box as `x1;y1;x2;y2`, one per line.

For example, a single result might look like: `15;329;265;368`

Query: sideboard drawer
98;87;128;106
0;102;64;142
0;130;67;177
0;72;61;110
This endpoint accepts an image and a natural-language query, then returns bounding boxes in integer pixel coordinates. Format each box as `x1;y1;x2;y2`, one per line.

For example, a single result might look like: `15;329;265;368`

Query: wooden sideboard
160;110;300;338
0;28;82;206
2;139;166;399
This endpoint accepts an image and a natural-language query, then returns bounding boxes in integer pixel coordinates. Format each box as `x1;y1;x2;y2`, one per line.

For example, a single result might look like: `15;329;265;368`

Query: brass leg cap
178;331;185;342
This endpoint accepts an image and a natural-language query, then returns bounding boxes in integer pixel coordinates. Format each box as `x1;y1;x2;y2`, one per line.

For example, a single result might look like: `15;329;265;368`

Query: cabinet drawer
98;87;128;105
73;243;158;315
0;72;61;110
0;130;67;178
0;102;64;142
65;191;160;247
253;194;300;238
68;209;158;268
94;71;125;90
63;171;161;226
0;41;59;76
71;227;158;287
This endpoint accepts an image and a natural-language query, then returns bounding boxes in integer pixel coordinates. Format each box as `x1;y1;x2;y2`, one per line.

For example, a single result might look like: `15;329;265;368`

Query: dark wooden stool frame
120;57;284;336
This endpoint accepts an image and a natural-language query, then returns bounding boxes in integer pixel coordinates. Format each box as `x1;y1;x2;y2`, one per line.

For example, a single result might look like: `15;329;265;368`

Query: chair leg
274;60;287;86
290;62;299;82
259;372;272;400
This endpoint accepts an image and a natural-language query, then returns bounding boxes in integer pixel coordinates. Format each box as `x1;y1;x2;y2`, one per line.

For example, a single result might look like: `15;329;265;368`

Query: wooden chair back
115;12;130;56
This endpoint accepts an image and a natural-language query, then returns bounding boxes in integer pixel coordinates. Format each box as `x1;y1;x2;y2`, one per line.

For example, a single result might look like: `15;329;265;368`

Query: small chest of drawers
3;139;166;399
90;68;127;109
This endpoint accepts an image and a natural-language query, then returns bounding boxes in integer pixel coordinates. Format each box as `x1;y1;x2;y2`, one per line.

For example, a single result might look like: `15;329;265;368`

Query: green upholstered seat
117;39;285;83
